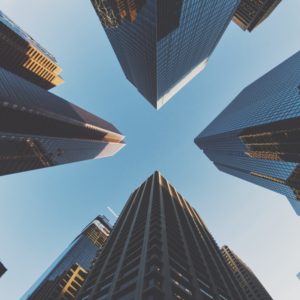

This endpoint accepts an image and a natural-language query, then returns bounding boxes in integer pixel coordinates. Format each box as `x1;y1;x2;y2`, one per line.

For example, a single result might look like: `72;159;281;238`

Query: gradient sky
0;1;300;299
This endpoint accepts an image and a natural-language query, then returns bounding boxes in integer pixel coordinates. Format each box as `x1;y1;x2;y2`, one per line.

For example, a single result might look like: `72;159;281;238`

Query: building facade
221;246;273;300
0;261;7;278
0;67;125;176
22;216;112;300
195;51;300;216
0;10;63;90
233;0;281;32
91;0;239;109
76;171;247;300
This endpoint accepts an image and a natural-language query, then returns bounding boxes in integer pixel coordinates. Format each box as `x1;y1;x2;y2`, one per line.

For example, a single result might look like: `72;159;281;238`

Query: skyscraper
195;51;300;216
0;67;125;176
76;171;247;300
221;246;273;300
22;216;112;300
233;0;281;32
91;0;240;109
0;261;7;278
0;10;63;90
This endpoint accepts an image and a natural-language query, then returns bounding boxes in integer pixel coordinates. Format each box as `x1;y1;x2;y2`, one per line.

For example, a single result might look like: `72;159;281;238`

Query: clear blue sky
0;1;300;299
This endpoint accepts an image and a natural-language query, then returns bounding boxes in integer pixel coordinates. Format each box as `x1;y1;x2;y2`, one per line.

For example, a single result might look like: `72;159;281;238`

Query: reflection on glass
91;0;239;109
22;216;112;300
195;51;300;215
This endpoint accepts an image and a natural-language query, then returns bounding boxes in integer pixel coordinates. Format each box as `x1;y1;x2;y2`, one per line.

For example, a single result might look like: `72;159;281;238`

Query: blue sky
0;0;300;299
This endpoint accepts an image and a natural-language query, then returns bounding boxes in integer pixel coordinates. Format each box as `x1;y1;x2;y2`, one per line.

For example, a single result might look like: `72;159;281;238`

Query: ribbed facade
91;0;239;109
0;10;63;90
221;246;273;300
195;51;300;216
0;261;7;278
233;0;281;32
23;216;112;300
76;171;246;300
0;67;125;176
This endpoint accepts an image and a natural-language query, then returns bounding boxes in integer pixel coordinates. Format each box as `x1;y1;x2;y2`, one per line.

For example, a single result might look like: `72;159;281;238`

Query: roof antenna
107;206;119;219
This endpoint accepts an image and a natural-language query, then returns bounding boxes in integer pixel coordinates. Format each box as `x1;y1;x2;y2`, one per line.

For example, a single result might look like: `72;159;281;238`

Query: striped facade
77;172;247;300
221;246;273;300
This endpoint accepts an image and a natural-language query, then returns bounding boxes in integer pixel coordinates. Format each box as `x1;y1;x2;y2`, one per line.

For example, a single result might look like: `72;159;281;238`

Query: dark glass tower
0;67;124;176
221;246;273;300
233;0;281;32
22;216;112;300
77;171;246;300
195;51;300;216
0;261;7;278
91;0;239;109
0;10;63;90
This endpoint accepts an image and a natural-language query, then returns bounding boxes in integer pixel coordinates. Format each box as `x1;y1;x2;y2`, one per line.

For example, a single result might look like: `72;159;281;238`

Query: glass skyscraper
22;216;112;300
195;51;300;215
0;67;125;176
233;0;281;32
0;10;63;90
221;246;273;300
77;171;247;300
91;0;239;109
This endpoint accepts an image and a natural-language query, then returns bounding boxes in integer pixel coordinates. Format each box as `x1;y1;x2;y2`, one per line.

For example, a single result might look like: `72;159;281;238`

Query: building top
81;215;112;244
0;10;56;61
0;10;64;90
77;171;247;300
221;245;273;299
95;215;112;230
233;0;282;32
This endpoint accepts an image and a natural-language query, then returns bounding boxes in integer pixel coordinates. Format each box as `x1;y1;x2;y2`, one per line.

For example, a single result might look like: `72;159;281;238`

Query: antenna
107;206;119;219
